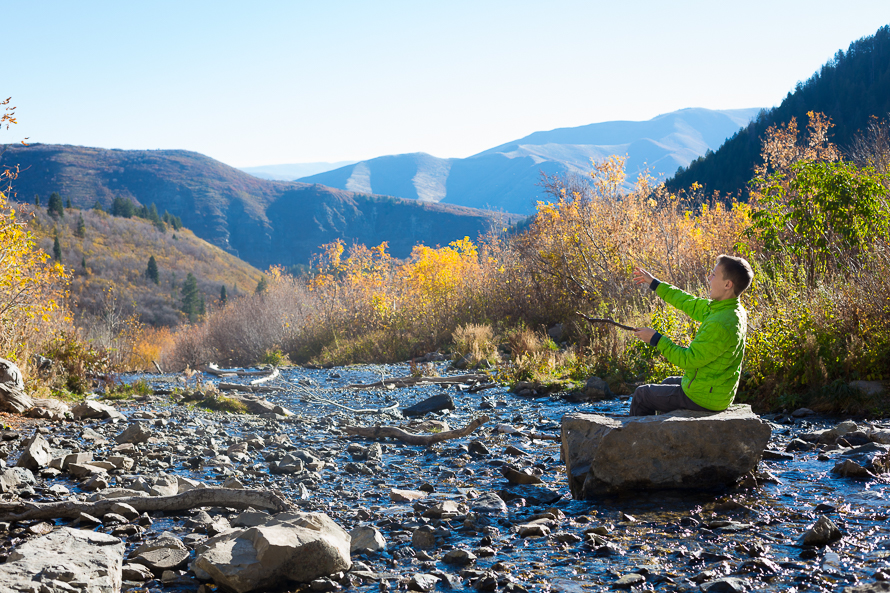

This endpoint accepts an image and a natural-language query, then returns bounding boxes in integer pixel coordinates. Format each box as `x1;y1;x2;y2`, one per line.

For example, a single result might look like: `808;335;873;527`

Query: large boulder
561;405;771;498
0;527;124;593
191;512;351;593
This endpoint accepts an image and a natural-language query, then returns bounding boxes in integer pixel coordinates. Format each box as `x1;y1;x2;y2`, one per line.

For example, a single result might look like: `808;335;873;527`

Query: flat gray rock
191;512;351;593
0;527;124;593
562;405;771;498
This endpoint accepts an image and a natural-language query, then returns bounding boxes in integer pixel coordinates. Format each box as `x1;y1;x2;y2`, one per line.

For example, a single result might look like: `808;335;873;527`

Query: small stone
350;526;386;554
408;574;440;592
517;524;550;537
802;515;842;546
412;526;437;550
390;488;428;502
122;563;154;581
116;423;152;445
614;573;645;588
442;549;476;566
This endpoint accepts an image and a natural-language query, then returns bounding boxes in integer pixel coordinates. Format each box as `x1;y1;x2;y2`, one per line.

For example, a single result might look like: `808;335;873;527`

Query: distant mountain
668;24;890;196
26;205;263;326
1;144;519;270
240;161;357;181
298;107;759;214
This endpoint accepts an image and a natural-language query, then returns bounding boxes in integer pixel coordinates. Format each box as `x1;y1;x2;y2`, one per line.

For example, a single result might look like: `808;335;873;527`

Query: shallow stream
9;363;890;592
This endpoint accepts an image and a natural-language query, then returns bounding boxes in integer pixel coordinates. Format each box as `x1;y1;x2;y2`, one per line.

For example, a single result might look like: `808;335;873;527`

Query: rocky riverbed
1;363;890;593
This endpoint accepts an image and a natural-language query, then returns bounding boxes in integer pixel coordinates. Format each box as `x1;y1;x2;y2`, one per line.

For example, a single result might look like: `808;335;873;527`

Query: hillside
668;24;890;196
240;161;357;180
297;108;759;214
25;204;264;326
0;144;518;270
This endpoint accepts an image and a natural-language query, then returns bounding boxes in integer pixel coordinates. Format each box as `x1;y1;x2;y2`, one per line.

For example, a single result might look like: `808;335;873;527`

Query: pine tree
34;194;40;207
145;256;160;284
65;197;72;209
220;285;228;305
111;197;135;218
256;276;268;294
74;215;86;238
52;233;62;261
47;193;64;218
180;273;201;322
93;200;104;212
81;256;87;271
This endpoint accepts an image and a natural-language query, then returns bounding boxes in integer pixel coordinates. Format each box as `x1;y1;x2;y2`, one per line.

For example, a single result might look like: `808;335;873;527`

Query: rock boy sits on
629;255;754;416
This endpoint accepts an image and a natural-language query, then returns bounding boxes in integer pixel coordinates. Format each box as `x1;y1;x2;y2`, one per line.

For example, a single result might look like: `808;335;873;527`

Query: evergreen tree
34;194;40;207
93;200;104;212
74;215;86;238
145;256;160;284
52;233;62;261
180;273;201;322
65;197;72;209
47;193;64;218
111;197;135;218
220;285;228;305
81;256;87;273
255;276;268;294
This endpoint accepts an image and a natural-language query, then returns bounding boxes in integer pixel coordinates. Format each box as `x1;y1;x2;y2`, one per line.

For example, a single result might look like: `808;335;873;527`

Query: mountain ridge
294;107;760;214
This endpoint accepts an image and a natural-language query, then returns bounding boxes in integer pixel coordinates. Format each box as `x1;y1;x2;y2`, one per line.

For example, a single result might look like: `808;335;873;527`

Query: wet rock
470;492;508;515
0;527;124;592
832;459;873;478
59;451;94;470
83;475;110;491
191;512;351;593
562;405;771;497
402;394;455;417
132;546;190;576
791;407;815;417
223;476;245;489
701;577;749;592
614;573;645;588
496;484;562;506
553;532;582;544
391;488;428;502
503;445;529;457
72;400;126;421
408;573;440;592
762;450;794;461
785;438;815;452
411;526;437;549
517;524;550;537
468;440;492;456
499;464;543;485
802;515;842;546
350;526;386;554
15;434;53;470
442;548;476;566
344;462;373;475
116;423;152;445
843;582;890;592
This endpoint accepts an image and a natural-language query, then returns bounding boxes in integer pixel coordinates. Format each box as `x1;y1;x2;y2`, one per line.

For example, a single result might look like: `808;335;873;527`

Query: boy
629;255;754;416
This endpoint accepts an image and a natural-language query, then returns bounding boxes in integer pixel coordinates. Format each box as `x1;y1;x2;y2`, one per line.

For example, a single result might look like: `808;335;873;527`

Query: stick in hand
575;312;636;332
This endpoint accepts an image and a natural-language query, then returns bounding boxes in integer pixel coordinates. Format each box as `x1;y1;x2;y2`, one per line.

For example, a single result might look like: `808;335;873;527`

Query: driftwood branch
575;312;636;332
250;367;280;385
217;382;277;393
152;360;164;374
201;364;277;378
347;374;489;390
343;415;490;446
0;488;295;522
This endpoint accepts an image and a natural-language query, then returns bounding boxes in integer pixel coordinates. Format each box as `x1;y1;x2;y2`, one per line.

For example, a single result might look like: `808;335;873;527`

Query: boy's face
708;263;734;300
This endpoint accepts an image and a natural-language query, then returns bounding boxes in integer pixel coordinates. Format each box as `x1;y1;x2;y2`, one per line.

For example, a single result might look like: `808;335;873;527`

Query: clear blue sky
5;1;890;167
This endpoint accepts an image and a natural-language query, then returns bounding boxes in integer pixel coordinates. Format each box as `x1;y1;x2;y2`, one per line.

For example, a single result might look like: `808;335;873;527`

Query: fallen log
217;382;277;393
347;373;489;389
201;364;277;378
0;488;294;522
250;367;280;385
343;415;490;446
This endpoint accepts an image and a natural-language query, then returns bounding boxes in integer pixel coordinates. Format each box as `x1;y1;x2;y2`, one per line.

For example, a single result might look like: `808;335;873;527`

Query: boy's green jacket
654;281;748;411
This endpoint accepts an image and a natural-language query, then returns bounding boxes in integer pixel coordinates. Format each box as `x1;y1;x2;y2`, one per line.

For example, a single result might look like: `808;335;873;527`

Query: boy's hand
633;327;657;343
633;267;655;286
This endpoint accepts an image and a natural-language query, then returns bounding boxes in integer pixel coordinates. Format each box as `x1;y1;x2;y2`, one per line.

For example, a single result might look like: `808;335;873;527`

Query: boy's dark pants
629;376;713;416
